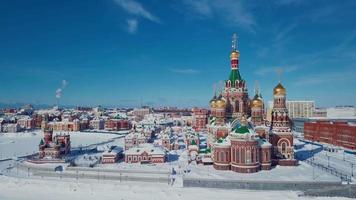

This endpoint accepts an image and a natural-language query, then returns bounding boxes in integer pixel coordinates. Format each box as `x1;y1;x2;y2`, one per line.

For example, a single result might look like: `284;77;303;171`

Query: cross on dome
232;33;238;51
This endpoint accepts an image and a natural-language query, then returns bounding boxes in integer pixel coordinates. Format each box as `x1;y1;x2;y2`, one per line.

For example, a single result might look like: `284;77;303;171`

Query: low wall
17;161;170;184
183;177;341;191
183;177;356;198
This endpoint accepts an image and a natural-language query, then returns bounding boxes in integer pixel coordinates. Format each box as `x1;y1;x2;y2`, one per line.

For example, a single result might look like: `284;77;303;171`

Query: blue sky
0;0;355;108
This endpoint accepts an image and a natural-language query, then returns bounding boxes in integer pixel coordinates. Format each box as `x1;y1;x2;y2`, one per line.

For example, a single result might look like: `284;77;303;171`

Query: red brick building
304;121;356;150
124;144;165;164
105;119;131;131
38;129;71;159
192;108;209;131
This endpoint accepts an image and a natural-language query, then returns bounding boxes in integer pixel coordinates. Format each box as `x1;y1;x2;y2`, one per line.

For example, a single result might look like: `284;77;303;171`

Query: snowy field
186;162;339;182
0;131;354;199
0;175;351;200
294;139;356;180
0;130;123;160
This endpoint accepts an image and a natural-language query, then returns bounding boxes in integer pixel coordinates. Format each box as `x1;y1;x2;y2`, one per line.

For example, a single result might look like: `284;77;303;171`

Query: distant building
292;117;356;133
124;132;147;150
38;129;71;159
132;108;150;121
313;108;327;117
17;116;35;130
105;119;131;131
304;121;356;150
326;106;356;118
268;101;315;120
89;118;105;130
191;108;209;131
47;120;81;132
101;146;123;164
1;123;20;133
124;144;165;164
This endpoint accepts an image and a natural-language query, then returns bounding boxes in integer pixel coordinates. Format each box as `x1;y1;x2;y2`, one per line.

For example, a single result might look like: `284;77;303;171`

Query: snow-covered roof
125;143;165;156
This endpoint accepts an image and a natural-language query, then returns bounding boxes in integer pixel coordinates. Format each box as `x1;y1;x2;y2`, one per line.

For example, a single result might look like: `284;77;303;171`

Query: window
246;150;251;164
281;142;287;153
236;148;239;163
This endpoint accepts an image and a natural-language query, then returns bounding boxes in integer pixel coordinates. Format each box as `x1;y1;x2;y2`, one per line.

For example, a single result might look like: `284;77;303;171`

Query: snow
0;130;124;160
0;175;350;200
1;130;354;199
186;162;340;182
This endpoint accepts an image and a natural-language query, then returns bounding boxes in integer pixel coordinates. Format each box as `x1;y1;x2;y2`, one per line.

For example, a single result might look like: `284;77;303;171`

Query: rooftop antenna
232;33;238;51
276;68;283;83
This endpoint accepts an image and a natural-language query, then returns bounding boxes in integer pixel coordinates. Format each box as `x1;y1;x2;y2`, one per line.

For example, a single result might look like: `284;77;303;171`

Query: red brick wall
304;121;356;150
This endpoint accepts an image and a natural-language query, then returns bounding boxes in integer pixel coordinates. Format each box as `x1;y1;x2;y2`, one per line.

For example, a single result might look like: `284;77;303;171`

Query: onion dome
251;94;263;108
230;50;240;60
215;95;226;109
273;82;286;96
210;95;217;108
233;125;250;134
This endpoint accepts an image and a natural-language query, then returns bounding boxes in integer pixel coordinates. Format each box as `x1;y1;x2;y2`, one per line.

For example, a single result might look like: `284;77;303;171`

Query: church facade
207;34;297;173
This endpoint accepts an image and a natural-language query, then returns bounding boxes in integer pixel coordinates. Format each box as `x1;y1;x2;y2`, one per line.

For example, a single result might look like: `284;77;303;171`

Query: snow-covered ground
0;130;123;160
186;162;339;182
294;139;356;180
0;175;350;200
1;131;354;200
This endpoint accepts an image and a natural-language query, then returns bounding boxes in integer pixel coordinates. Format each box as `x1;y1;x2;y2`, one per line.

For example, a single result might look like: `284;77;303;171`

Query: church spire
227;33;242;88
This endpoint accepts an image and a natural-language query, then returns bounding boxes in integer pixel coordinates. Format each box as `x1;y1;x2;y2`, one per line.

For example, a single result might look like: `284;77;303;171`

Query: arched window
281;141;287;153
232;148;235;162
246;149;251;164
236;148;240;163
227;80;231;88
235;101;240;112
265;151;268;161
220;152;224;162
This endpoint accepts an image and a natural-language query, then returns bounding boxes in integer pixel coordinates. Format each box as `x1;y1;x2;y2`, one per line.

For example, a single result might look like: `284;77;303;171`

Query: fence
304;159;351;182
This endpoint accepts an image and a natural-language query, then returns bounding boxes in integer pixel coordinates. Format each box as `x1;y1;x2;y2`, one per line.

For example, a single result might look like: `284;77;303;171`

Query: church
207;34;297;173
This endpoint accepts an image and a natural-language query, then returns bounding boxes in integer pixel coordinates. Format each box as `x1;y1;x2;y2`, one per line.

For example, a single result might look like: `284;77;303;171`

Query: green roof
228;69;243;87
191;140;197;145
39;139;44;146
217;138;224;143
234;125;249;134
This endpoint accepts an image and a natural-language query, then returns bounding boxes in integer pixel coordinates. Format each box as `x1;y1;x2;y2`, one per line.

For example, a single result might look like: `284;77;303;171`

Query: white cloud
113;0;160;23
170;68;200;74
127;19;138;34
293;71;355;86
181;0;256;31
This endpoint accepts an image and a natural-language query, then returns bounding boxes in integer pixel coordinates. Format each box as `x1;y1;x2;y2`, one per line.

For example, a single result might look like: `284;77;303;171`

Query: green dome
234;125;249;134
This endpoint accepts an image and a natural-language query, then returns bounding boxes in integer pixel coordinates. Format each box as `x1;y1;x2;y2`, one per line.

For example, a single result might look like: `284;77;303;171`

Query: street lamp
327;156;330;168
351;163;354;177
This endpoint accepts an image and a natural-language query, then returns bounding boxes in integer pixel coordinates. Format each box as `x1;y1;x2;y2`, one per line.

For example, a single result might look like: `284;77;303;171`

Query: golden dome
251;95;263;108
273;82;286;96
230;50;240;60
216;98;226;109
210;97;217;108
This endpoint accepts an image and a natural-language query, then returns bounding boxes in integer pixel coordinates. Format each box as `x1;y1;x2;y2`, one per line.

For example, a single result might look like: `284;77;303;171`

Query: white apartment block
267;100;315;119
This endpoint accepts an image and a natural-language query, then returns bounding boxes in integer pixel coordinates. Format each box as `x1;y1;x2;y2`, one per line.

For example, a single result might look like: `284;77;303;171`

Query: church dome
251;94;263;108
230;50;240;60
210;96;217;108
273;82;286;96
215;96;226;109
